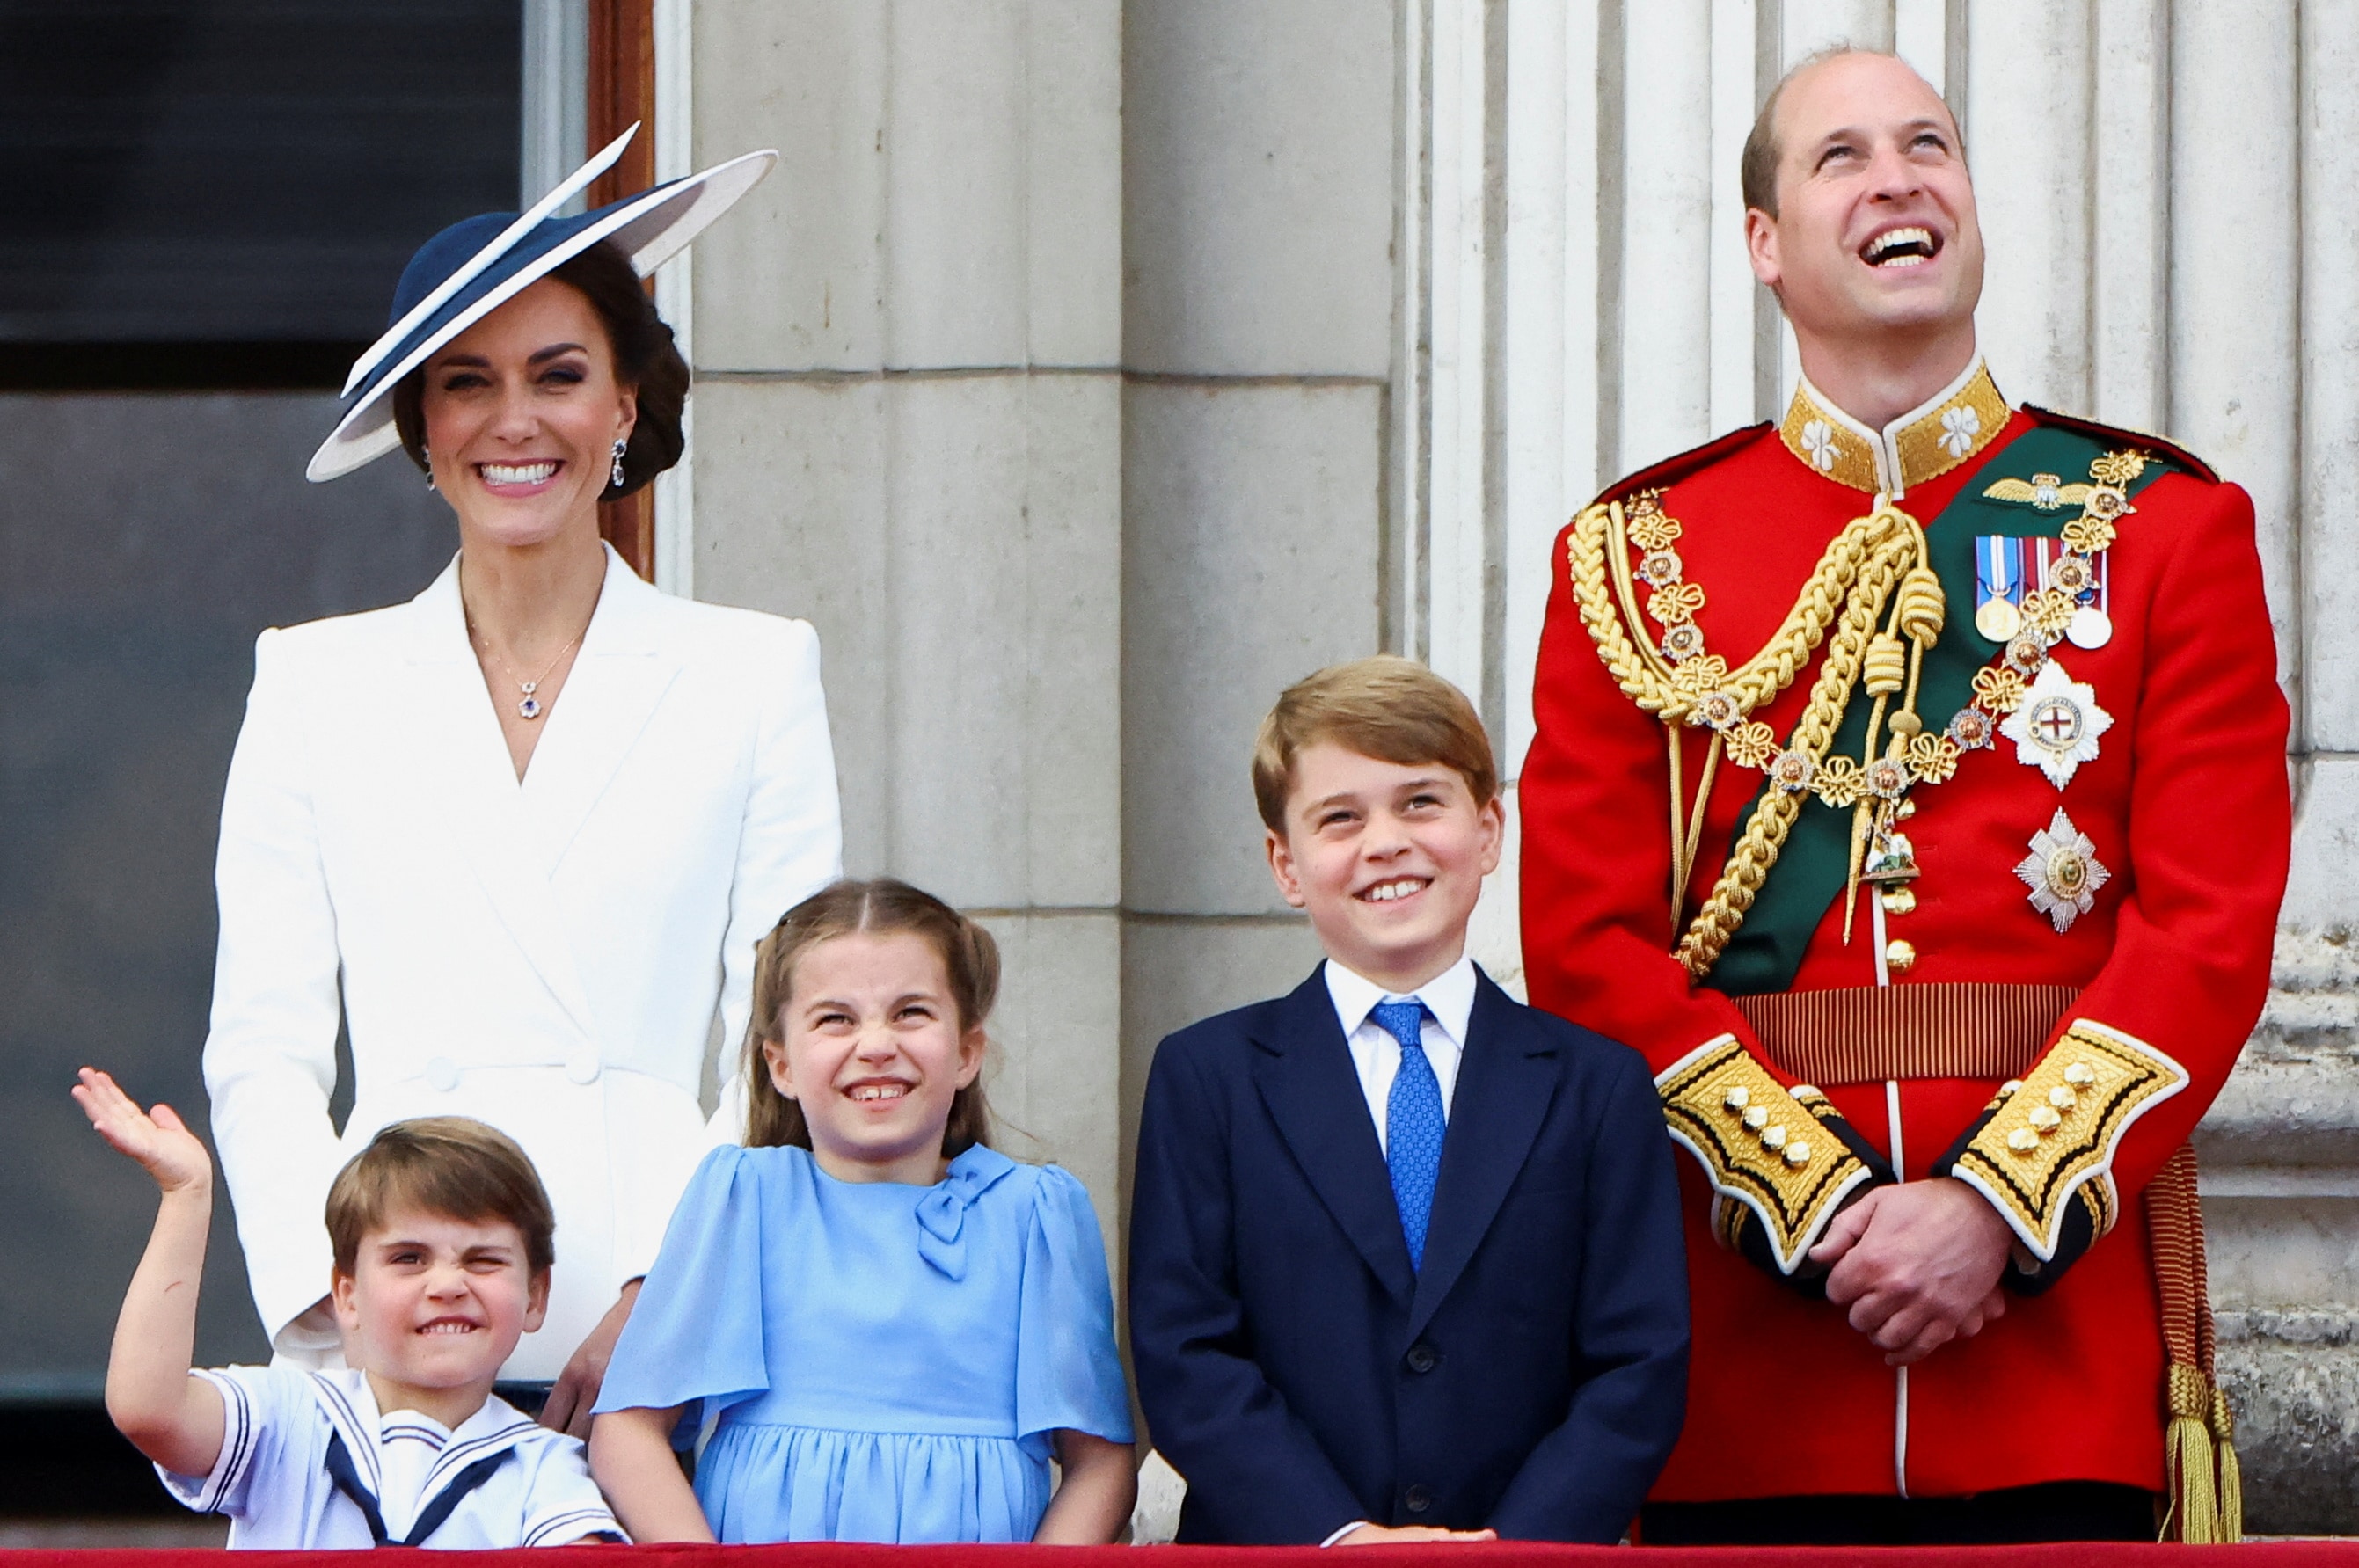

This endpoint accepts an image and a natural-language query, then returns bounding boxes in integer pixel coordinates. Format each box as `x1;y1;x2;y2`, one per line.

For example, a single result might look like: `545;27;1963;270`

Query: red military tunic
1520;359;2289;1502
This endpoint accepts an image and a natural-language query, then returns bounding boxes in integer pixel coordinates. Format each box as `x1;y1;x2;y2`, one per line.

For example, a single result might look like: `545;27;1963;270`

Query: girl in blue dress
588;878;1136;1543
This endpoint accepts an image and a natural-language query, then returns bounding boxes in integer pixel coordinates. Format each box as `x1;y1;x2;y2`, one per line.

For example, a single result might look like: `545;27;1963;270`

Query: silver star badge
2016;809;2111;933
1999;660;2113;789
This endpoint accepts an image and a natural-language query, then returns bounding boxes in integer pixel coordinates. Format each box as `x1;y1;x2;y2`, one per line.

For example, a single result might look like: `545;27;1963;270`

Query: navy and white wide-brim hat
307;124;774;482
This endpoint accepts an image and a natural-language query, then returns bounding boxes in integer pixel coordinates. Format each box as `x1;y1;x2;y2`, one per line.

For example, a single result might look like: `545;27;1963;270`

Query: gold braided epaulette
1656;1035;1879;1273
1948;1019;2189;1261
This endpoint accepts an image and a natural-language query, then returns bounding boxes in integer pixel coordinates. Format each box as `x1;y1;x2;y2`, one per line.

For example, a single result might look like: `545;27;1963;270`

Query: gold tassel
2212;1384;2244;1544
2164;1362;2221;1543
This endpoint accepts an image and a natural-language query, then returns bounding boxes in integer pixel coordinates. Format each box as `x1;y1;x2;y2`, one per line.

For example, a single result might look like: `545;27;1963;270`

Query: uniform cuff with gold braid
1657;1035;1892;1278
1935;1018;2188;1289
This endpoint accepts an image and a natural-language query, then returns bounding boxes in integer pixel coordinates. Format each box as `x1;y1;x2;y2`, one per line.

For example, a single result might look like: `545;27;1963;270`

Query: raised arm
73;1069;228;1480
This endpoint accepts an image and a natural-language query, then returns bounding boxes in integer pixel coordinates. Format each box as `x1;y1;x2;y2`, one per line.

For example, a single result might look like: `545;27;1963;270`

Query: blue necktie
1372;999;1442;1270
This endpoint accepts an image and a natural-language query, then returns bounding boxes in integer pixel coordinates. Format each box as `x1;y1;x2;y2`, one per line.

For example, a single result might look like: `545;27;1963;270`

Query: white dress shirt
1322;953;1478;1155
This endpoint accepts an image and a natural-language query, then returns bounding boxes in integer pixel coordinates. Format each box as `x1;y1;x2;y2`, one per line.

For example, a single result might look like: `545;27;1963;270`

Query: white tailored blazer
203;545;842;1379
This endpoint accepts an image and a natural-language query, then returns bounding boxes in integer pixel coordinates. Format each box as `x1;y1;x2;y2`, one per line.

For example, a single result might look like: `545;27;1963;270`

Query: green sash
1705;425;2178;997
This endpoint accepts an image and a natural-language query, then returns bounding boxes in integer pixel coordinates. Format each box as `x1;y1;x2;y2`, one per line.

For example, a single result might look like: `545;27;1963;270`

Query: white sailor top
159;1366;622;1549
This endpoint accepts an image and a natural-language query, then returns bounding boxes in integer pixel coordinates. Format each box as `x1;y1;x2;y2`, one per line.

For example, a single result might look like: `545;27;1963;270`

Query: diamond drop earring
422;444;435;491
609;438;628;491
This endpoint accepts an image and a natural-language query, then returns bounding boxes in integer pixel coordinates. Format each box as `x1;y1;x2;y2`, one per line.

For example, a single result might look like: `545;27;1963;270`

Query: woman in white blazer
203;131;839;1424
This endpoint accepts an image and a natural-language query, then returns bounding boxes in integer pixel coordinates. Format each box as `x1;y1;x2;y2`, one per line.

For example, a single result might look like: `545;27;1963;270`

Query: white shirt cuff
1321;1521;1374;1547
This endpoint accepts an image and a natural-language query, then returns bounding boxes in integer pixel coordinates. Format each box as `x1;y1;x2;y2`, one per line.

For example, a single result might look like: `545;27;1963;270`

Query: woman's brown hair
742;878;999;1156
391;238;690;499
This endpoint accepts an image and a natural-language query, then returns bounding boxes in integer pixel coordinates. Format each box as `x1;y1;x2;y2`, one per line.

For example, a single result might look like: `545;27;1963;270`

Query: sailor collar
310;1367;539;1541
1778;355;2011;499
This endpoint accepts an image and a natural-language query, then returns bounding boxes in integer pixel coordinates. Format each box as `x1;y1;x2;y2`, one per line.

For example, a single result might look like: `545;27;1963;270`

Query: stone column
1116;0;1401;1214
677;1;1127;1236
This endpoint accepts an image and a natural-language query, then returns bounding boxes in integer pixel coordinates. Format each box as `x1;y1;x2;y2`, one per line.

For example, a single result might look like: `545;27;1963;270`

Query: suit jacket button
1406;1343;1438;1374
425;1056;459;1093
1404;1485;1433;1514
565;1054;601;1084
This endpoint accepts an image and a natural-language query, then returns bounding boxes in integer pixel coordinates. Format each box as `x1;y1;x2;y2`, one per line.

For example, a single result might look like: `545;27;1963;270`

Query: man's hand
542;1279;643;1436
1333;1525;1499;1545
1808;1178;2012;1366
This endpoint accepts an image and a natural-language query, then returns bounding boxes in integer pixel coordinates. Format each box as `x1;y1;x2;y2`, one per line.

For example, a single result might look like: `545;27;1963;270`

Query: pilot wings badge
1983;471;2095;512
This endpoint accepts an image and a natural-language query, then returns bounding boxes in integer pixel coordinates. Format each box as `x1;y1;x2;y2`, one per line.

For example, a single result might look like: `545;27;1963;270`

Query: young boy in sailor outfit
73;1074;620;1549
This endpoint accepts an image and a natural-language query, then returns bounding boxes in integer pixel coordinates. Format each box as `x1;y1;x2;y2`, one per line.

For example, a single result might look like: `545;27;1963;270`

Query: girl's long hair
741;878;997;1156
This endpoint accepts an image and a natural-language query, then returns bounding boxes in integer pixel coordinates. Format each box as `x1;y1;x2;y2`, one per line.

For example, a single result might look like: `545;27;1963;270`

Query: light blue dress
594;1142;1133;1544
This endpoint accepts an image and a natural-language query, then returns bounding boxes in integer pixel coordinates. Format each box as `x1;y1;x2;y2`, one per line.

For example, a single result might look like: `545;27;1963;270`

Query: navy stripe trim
523;1506;625;1547
308;1374;383;1495
421;1418;537;1493
403;1450;513;1545
194;1371;256;1513
324;1430;391;1546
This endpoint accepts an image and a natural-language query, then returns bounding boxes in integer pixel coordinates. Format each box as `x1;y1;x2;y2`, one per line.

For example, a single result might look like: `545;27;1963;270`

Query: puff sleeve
1013;1167;1134;1449
595;1147;772;1419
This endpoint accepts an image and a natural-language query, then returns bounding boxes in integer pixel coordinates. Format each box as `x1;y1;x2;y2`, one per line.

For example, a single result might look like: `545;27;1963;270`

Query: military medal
2028;536;2114;649
2065;548;2113;648
2000;660;2113;789
1975;535;2023;642
2016;808;2111;932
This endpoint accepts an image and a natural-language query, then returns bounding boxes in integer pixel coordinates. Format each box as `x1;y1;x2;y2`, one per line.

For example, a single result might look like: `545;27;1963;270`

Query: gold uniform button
1761;1125;1787;1151
1884;938;1917;973
2028;1105;2063;1132
2007;1127;2041;1153
1723;1085;1751;1112
1784;1141;1812;1166
2049;1085;2078;1112
1743;1105;1770;1131
1880;886;1917;915
1999;1079;2025;1098
2063;1061;2096;1086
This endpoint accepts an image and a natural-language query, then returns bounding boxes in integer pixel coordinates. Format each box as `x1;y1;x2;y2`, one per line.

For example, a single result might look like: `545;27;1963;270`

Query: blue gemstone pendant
518;684;543;720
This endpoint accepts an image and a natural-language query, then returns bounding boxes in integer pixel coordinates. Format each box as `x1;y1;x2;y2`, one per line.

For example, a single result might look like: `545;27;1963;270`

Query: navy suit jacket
1128;964;1689;1543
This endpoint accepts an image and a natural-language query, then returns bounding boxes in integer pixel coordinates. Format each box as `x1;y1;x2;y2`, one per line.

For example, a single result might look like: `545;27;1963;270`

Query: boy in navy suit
1129;656;1688;1544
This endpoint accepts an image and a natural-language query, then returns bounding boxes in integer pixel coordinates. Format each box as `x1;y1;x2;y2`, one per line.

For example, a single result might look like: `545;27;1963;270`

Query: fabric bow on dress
914;1149;1018;1280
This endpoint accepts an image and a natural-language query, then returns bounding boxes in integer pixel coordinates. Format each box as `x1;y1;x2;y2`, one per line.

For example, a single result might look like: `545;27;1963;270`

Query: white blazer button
566;1054;601;1084
425;1057;459;1093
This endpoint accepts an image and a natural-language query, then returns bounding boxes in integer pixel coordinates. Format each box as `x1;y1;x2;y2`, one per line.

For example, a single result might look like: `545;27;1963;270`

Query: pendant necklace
469;618;586;721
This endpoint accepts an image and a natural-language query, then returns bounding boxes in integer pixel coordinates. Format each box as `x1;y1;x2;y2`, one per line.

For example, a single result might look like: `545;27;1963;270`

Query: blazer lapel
1406;971;1559;1336
1251;969;1416;1307
515;549;684;873
394;561;603;1045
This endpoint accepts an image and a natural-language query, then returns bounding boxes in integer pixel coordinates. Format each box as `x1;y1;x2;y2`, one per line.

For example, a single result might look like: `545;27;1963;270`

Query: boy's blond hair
325;1117;556;1278
1252;655;1499;832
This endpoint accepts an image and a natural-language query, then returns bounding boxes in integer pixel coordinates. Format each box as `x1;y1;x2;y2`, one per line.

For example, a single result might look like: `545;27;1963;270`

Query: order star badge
2016;809;2111;933
1999;660;2114;789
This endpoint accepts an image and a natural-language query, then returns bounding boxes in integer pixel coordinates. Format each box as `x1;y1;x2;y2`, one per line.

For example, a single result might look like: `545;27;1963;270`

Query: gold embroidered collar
1778;356;2011;498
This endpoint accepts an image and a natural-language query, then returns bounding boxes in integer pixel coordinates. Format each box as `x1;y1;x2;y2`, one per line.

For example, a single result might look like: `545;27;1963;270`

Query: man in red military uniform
1520;48;2287;1545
